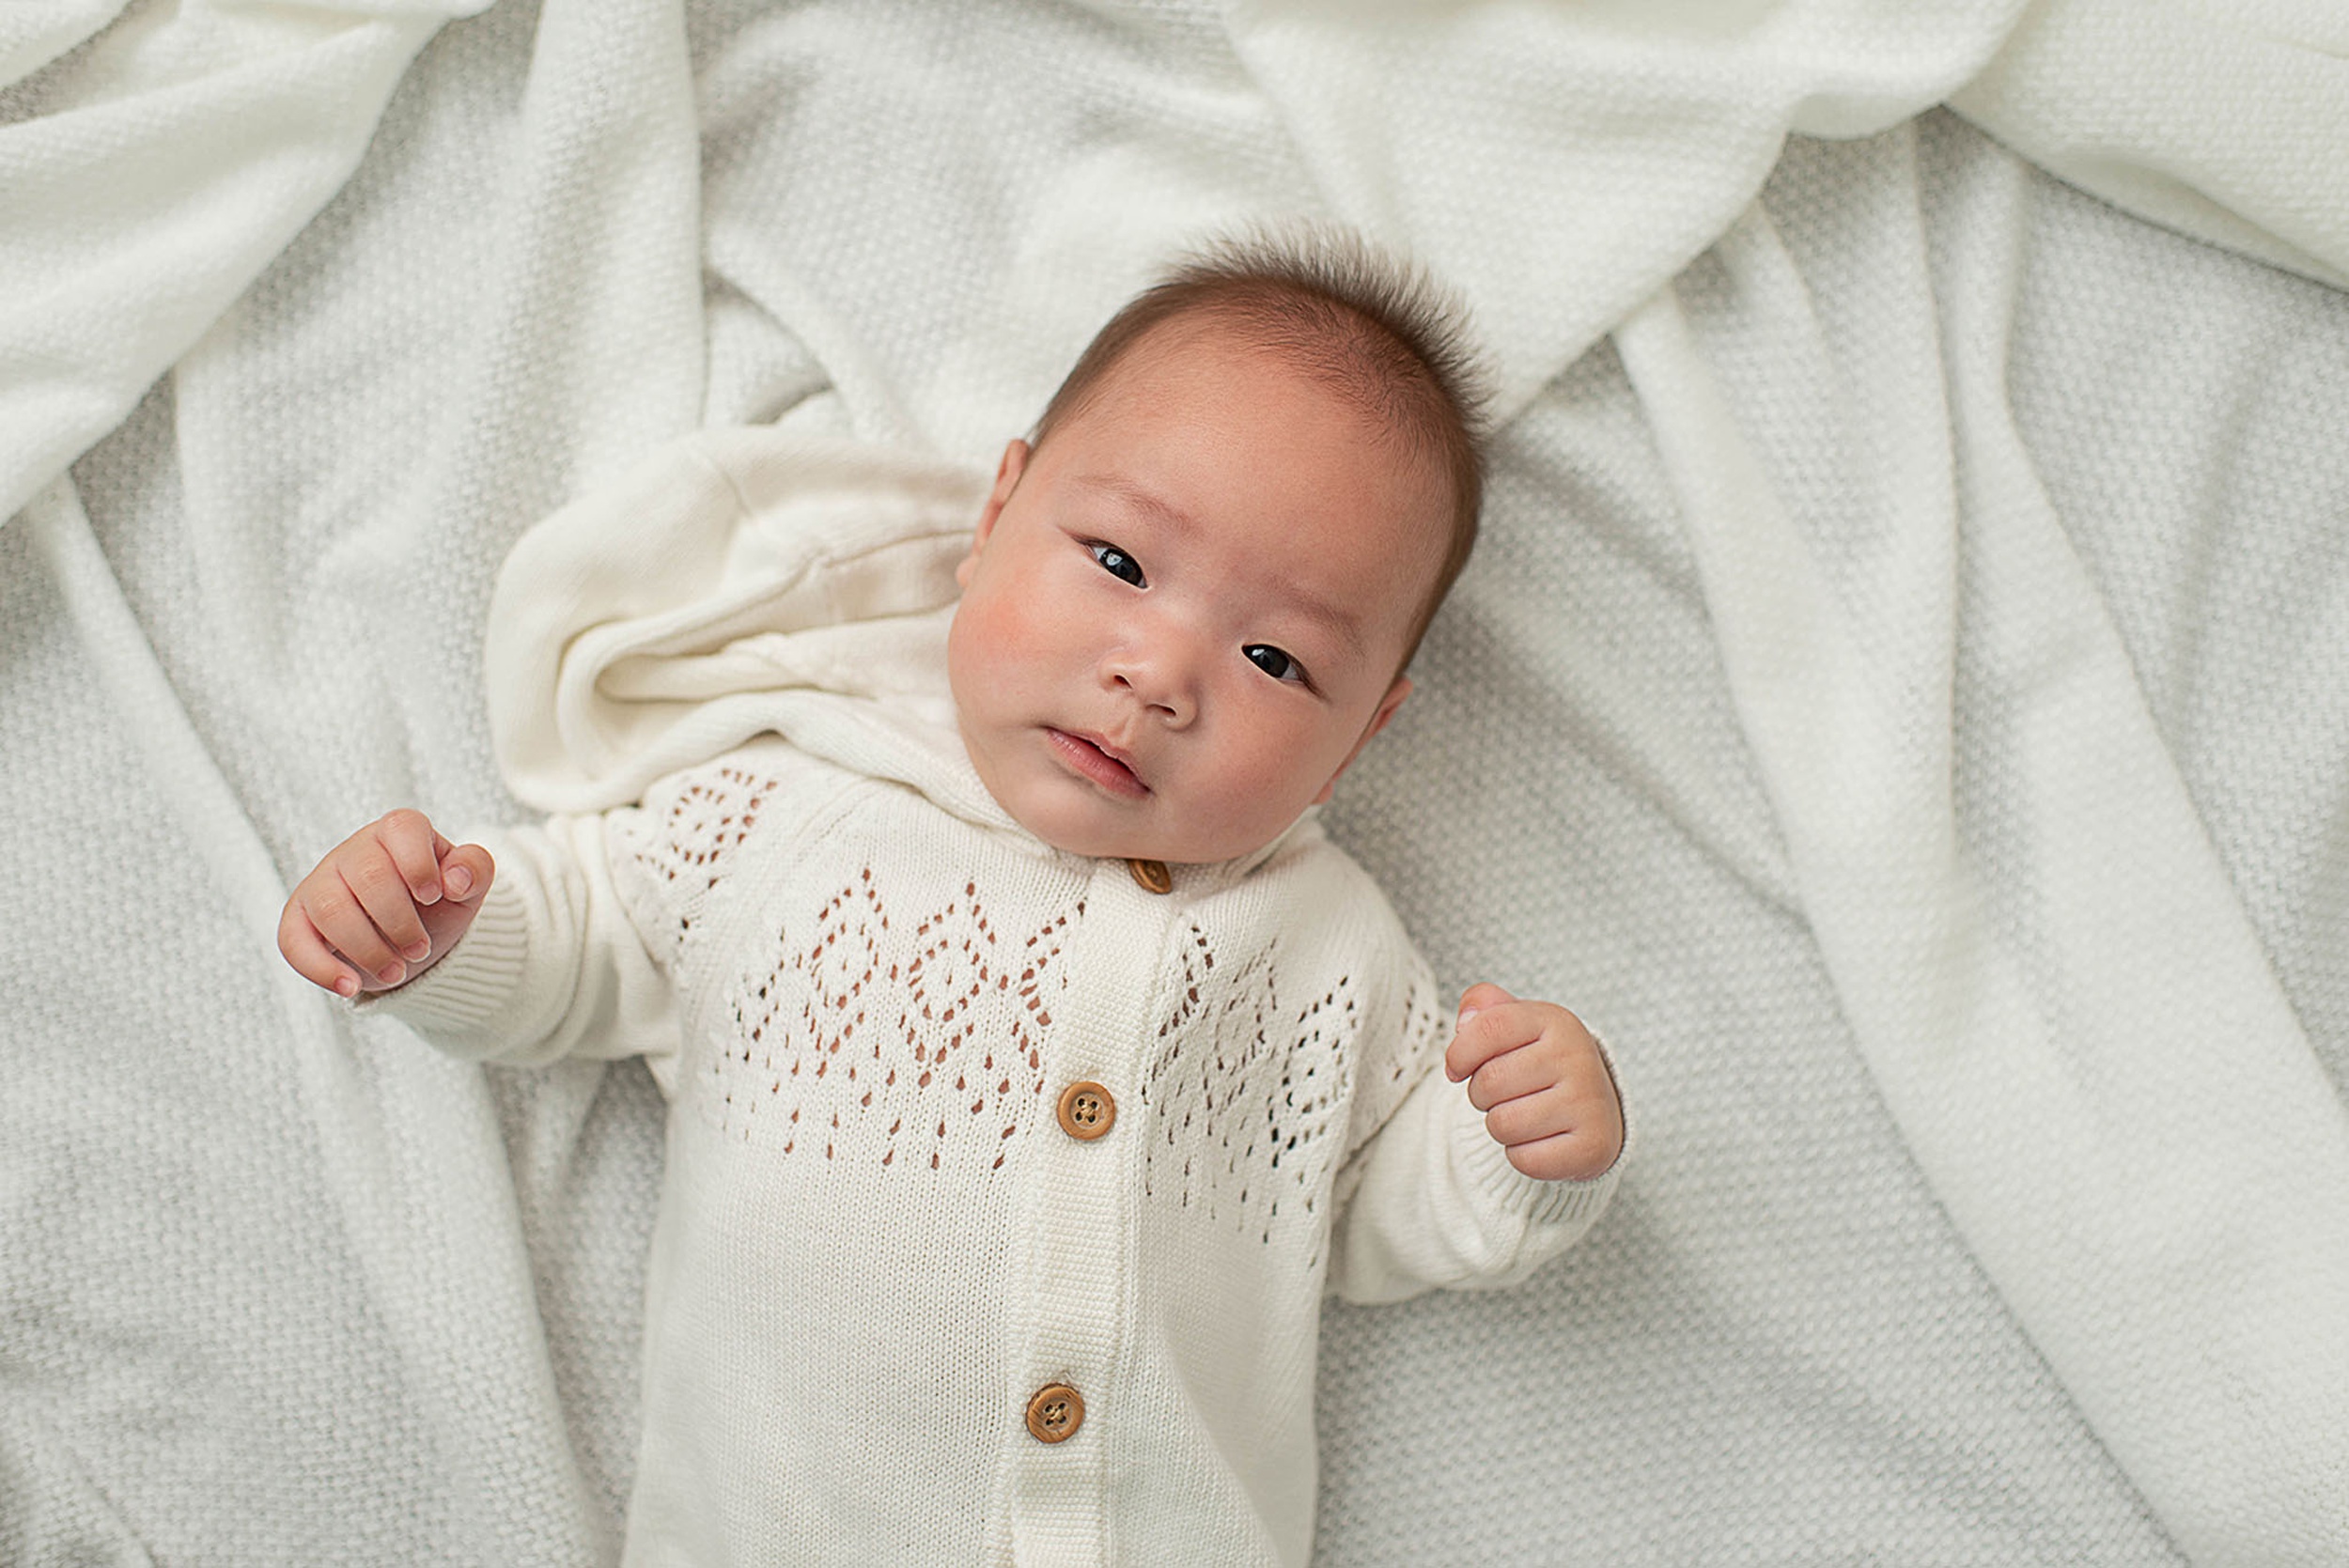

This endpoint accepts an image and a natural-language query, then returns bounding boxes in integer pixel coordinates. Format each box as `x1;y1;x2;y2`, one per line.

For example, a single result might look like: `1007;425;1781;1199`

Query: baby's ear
1314;676;1411;804
960;439;1031;588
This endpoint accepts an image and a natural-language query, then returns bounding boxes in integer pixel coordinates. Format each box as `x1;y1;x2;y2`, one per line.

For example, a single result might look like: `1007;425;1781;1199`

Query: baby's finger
436;841;493;904
296;870;406;984
1481;1080;1584;1147
336;849;431;974
1464;1040;1554;1112
1443;1000;1537;1082
1456;982;1515;1017
1486;1083;1623;1181
1500;1126;1620;1185
278;902;365;998
376;809;444;906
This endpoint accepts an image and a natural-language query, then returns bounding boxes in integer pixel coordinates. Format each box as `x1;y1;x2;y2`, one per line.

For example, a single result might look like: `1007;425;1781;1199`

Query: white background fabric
4;0;2343;1561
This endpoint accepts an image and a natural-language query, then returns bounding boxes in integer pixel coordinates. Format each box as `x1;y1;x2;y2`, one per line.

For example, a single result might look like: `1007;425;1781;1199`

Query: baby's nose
1106;641;1198;724
1112;667;1190;722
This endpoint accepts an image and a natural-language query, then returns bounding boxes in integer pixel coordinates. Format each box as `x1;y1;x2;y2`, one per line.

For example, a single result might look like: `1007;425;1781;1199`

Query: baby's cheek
1218;733;1331;818
947;597;1010;702
955;574;1052;674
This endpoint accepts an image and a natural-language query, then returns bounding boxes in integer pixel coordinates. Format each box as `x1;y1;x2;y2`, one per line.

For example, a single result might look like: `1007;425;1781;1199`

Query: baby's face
948;320;1450;864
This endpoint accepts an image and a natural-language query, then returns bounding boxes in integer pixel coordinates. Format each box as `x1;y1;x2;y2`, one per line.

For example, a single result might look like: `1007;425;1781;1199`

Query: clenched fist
278;810;495;997
1445;984;1625;1183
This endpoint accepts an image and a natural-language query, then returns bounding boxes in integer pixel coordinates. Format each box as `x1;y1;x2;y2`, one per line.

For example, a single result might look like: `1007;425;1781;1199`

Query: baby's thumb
416;844;494;954
435;842;493;906
1455;982;1516;1027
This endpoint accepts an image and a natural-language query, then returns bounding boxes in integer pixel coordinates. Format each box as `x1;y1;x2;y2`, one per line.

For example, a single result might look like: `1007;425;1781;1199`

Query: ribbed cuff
1451;1025;1630;1231
1456;1114;1623;1230
354;873;534;1059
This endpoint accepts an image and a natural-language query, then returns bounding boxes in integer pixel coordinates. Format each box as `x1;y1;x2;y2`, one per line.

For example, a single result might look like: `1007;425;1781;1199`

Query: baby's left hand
1445;984;1624;1182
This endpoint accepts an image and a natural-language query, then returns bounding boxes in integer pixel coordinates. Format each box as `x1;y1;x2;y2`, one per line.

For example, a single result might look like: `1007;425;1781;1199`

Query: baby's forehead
1106;313;1394;422
1104;318;1452;482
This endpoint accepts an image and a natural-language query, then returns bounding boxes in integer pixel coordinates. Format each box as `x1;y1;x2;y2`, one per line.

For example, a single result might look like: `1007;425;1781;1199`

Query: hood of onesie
482;422;1315;877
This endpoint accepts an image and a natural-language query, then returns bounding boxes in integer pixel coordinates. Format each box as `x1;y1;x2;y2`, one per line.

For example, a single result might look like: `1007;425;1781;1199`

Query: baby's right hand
278;810;495;998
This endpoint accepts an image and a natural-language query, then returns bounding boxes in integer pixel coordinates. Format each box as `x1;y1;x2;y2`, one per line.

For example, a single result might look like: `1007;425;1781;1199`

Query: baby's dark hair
1032;225;1492;670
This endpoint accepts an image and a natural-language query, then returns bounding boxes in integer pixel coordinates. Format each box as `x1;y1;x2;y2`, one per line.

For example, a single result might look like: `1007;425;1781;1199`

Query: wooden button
1055;1080;1115;1141
1127;858;1172;894
1025;1383;1084;1443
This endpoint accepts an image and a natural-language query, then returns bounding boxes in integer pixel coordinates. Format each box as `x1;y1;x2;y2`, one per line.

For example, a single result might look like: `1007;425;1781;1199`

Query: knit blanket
6;2;2345;1562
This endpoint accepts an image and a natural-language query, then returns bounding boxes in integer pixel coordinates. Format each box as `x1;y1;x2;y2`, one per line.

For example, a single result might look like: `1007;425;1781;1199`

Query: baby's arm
278;805;681;1076
1326;963;1626;1305
278;810;496;998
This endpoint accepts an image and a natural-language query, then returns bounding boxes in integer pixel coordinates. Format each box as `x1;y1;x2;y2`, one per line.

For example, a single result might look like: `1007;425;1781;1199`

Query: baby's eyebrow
1279;580;1366;663
1075;474;1367;662
1075;473;1191;536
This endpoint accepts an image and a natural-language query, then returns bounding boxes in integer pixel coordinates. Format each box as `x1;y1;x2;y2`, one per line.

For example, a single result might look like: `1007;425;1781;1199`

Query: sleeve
1323;923;1626;1306
365;746;817;1094
358;810;687;1091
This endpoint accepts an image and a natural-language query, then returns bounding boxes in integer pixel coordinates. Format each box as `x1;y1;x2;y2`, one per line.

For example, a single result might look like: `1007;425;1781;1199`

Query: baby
278;231;1626;1566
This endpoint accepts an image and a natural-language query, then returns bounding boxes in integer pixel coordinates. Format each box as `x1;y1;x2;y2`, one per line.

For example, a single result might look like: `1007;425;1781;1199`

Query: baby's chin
1000;799;1185;864
992;787;1296;868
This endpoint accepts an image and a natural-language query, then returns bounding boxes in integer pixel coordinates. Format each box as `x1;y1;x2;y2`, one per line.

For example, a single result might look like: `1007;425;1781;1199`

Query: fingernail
376;962;405;986
402;939;431;962
334;973;358;998
445;868;472;898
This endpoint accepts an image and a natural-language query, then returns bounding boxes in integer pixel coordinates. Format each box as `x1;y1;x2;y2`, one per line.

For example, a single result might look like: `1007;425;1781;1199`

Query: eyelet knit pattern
611;761;778;968
707;867;1078;1173
1137;929;1446;1264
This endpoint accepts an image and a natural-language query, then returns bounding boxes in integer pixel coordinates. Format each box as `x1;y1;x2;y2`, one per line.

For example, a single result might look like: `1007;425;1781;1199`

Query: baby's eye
1244;644;1306;684
1088;541;1145;587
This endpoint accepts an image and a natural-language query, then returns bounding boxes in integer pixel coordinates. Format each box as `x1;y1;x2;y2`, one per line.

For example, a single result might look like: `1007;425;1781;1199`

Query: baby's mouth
1047;729;1149;799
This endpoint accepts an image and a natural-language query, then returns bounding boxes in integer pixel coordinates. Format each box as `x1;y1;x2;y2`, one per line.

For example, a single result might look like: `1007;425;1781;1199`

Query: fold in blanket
1615;180;2349;1560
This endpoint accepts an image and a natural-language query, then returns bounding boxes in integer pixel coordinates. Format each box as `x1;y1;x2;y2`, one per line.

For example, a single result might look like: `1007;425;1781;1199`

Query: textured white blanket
6;1;2344;1562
